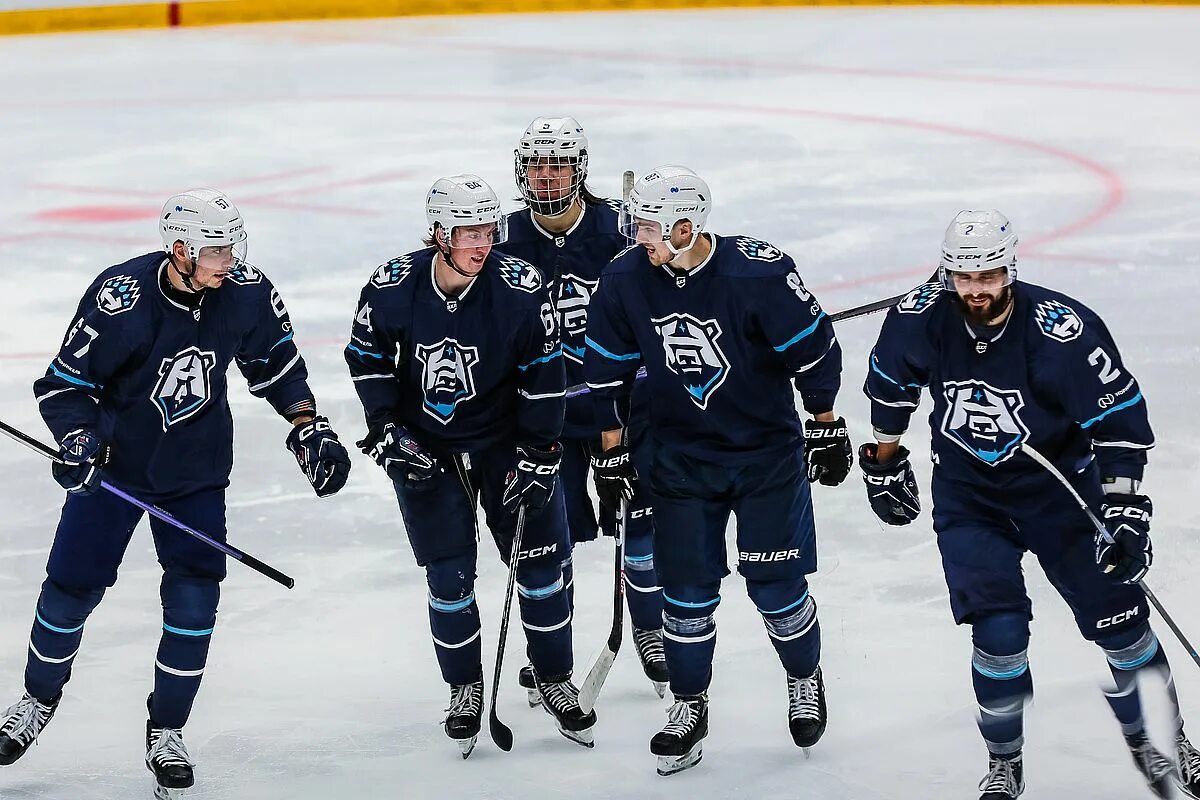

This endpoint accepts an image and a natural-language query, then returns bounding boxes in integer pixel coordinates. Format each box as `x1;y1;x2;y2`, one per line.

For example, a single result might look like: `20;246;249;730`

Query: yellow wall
2;0;1197;37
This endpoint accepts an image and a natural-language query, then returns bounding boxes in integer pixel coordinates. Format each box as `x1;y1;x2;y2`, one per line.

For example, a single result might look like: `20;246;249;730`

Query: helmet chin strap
665;230;701;265
435;229;483;280
170;253;204;293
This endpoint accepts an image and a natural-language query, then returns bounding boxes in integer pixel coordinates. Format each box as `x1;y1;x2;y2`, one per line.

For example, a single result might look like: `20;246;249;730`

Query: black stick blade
489;710;513;752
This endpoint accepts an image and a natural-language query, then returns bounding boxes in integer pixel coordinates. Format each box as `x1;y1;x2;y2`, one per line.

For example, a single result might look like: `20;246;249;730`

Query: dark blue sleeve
514;290;565;446
584;274;642;432
752;257;842;415
863;308;930;438
235;279;316;421
344;282;405;429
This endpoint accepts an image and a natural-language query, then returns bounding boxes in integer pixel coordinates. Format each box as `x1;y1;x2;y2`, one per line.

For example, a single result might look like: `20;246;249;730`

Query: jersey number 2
1088;347;1121;385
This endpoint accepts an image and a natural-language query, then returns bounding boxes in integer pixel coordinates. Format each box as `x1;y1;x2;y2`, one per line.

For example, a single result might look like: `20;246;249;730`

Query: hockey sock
426;554;483;686
516;561;572;678
972;613;1033;756
24;578;103;701
748;578;820;678
1100;624;1178;736
662;585;721;696
624;527;663;631
153;576;218;729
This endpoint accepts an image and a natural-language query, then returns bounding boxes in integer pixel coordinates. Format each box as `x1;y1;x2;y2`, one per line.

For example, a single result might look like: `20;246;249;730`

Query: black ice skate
518;664;541;708
1126;731;1174;799
0;692;60;766
444;681;483;759
650;694;707;776
787;667;827;751
632;627;669;698
978;752;1024;799
1178;730;1200;799
146;697;194;800
533;672;596;748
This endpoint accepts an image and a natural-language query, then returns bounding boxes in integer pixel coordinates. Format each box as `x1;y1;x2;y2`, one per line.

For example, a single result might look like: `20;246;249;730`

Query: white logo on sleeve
1034;299;1083;342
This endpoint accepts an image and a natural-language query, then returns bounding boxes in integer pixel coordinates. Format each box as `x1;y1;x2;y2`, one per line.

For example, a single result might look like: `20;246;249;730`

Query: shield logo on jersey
1033;299;1083;342
652;313;731;409
556;273;598;362
96;275;141;316
940;380;1030;466
416;338;480;424
151;346;218;430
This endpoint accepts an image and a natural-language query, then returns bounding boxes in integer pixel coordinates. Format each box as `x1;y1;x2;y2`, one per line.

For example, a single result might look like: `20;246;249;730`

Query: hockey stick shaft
1021;443;1200;669
488;503;528;752
564;289;907;399
0;418;295;589
578;495;626;714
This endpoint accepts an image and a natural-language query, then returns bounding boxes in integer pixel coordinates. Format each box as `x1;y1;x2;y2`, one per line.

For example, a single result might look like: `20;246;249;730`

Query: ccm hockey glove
1096;494;1153;584
357;422;438;486
52;428;108;495
286;416;351;497
502;443;562;513
858;443;920;526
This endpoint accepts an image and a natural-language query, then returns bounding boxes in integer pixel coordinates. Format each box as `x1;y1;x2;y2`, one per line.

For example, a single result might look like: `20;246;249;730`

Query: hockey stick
564;289;908;399
0;418;296;589
488;502;529;752
1021;443;1200;669
578;495;627;714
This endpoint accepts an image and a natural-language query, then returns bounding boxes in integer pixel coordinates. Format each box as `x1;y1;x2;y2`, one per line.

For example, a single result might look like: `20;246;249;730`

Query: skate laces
1;694;51;745
446;683;483;719
978;755;1021;794
1178;733;1200;782
147;727;194;769
788;673;821;721
539;678;581;713
661;697;702;738
633;628;666;665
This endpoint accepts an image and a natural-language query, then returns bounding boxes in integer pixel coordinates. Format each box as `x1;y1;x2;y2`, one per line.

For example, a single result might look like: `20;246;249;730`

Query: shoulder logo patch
897;282;942;315
224;262;263;286
96;275;141;316
371;255;414;288
1033;299;1083;342
497;255;543;293
734;237;783;263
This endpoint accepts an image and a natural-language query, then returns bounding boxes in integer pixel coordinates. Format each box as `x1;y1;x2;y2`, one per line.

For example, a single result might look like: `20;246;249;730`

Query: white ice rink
1;7;1199;799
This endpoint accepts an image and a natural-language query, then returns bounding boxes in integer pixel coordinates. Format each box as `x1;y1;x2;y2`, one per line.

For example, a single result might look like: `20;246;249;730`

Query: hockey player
584;166;853;775
0;189;351;798
859;209;1200;799
345;174;594;756
499;116;668;702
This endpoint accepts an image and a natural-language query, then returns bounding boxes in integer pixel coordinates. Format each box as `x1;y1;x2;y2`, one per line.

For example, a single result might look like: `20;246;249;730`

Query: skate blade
802;746;811;760
652;681;667;699
455;735;478;760
153;785;187;800
656;743;703;777
525;688;542;708
1177;777;1200;800
558;726;595;749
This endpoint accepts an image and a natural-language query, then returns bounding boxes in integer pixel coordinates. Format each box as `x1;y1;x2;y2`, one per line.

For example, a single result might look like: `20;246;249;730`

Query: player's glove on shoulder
52;428;108;496
858;443;920;526
1096;493;1153;584
804;417;852;487
502;443;562;514
591;444;638;510
286;415;351;497
357;421;438;486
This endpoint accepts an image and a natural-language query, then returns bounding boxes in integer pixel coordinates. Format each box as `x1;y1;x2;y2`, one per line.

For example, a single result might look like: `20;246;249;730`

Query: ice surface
1;7;1198;798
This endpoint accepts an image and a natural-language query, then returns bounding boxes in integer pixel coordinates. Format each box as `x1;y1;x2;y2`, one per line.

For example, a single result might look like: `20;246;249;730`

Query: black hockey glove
356;422;438;486
858;443;920;526
52;428;108;496
804;417;853;487
1096;494;1153;584
286;416;351;498
502;443;562;514
590;444;638;510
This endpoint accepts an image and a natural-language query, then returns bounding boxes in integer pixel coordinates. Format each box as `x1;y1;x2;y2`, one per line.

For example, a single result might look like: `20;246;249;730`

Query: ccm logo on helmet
1096;606;1140;629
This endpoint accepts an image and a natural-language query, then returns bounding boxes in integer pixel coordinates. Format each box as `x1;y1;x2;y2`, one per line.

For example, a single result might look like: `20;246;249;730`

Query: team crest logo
897;282;942;315
152;346;217;430
1034;299;1083;342
416;338;480;424
371;255;413;288
224;262;262;285
940;380;1030;466
652;313;731;409
734;237;783;263
556;274;599;362
96;275;141;316
497;256;543;293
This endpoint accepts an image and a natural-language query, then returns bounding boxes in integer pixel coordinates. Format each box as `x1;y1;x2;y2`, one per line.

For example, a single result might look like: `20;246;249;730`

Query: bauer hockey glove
804;417;853;487
858;443;920;526
1096;494;1153;584
502;443;562;514
590;444;638;510
52;428;108;496
356;422;438;486
286;416;351;498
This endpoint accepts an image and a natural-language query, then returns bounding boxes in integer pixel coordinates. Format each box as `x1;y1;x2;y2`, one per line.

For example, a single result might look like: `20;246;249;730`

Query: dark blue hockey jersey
584;234;842;463
498;200;627;439
344;247;564;453
34;252;316;502
864;280;1153;488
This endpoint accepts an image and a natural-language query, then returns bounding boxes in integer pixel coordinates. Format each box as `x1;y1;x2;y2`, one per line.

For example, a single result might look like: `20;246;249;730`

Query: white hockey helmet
160;188;248;263
425;174;508;248
515;116;589;217
939;209;1018;289
619;165;712;256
